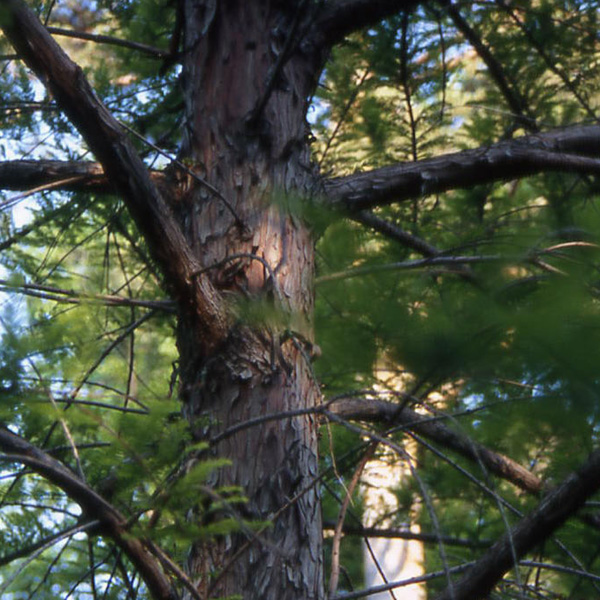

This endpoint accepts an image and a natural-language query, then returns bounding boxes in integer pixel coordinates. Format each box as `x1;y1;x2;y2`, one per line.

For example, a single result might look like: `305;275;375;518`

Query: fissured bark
176;2;324;598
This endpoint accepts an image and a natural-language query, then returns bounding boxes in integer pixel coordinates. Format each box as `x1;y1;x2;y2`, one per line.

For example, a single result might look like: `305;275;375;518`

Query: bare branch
316;254;499;283
0;278;175;312
434;448;600;600
328;397;543;494
331;563;474;600
0;426;178;600
0;521;99;567
322;521;491;548
46;27;169;59
329;445;375;597
208;394;542;495
351;211;438;256
324;124;600;211
0;159;169;200
0;0;228;352
0;160;107;192
312;0;419;47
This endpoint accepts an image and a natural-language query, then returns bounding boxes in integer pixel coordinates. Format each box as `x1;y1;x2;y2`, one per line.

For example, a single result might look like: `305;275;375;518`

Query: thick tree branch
329;397;543;494
0;159;169;195
313;0;419;47
0;0;228;352
434;448;600;600
324;124;600;211
0;160;107;192
7;124;600;224
0;426;178;600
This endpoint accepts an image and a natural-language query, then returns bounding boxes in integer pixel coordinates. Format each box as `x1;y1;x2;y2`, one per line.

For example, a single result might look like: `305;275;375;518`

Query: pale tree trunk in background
174;2;324;598
363;449;425;600
363;360;425;600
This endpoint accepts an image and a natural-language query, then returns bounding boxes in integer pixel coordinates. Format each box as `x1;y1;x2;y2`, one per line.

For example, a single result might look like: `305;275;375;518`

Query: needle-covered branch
324;124;600;211
0;0;227;352
0;426;178;600
433;448;600;600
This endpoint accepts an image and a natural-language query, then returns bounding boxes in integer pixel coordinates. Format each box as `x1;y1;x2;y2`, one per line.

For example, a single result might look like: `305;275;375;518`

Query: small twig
0;176;91;212
0;520;99;567
322;521;492;548
0;520;100;597
353;211;438;257
0;278;174;312
331;563;475;600
145;542;202;600
328;445;376;598
29;359;86;481
36;397;148;415
400;11;418;163
46;27;169;59
441;0;537;132
318;70;369;169
70;311;156;401
316;254;501;284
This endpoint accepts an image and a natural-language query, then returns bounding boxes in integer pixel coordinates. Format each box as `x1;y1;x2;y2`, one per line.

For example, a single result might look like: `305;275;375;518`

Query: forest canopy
1;1;600;599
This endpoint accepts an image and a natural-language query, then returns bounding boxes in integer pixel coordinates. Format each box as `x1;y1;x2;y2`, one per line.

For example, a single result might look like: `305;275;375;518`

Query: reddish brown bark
175;2;324;598
0;1;325;597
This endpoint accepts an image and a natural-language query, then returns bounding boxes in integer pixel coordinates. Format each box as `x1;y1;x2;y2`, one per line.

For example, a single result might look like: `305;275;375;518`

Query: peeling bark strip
0;426;178;600
434;448;600;600
0;0;227;352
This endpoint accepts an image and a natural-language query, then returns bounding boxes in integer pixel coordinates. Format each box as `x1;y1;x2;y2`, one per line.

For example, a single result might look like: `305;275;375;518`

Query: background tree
1;1;600;599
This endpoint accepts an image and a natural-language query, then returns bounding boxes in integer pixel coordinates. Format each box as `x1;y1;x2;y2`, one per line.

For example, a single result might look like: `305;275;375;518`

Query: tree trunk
175;2;323;598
